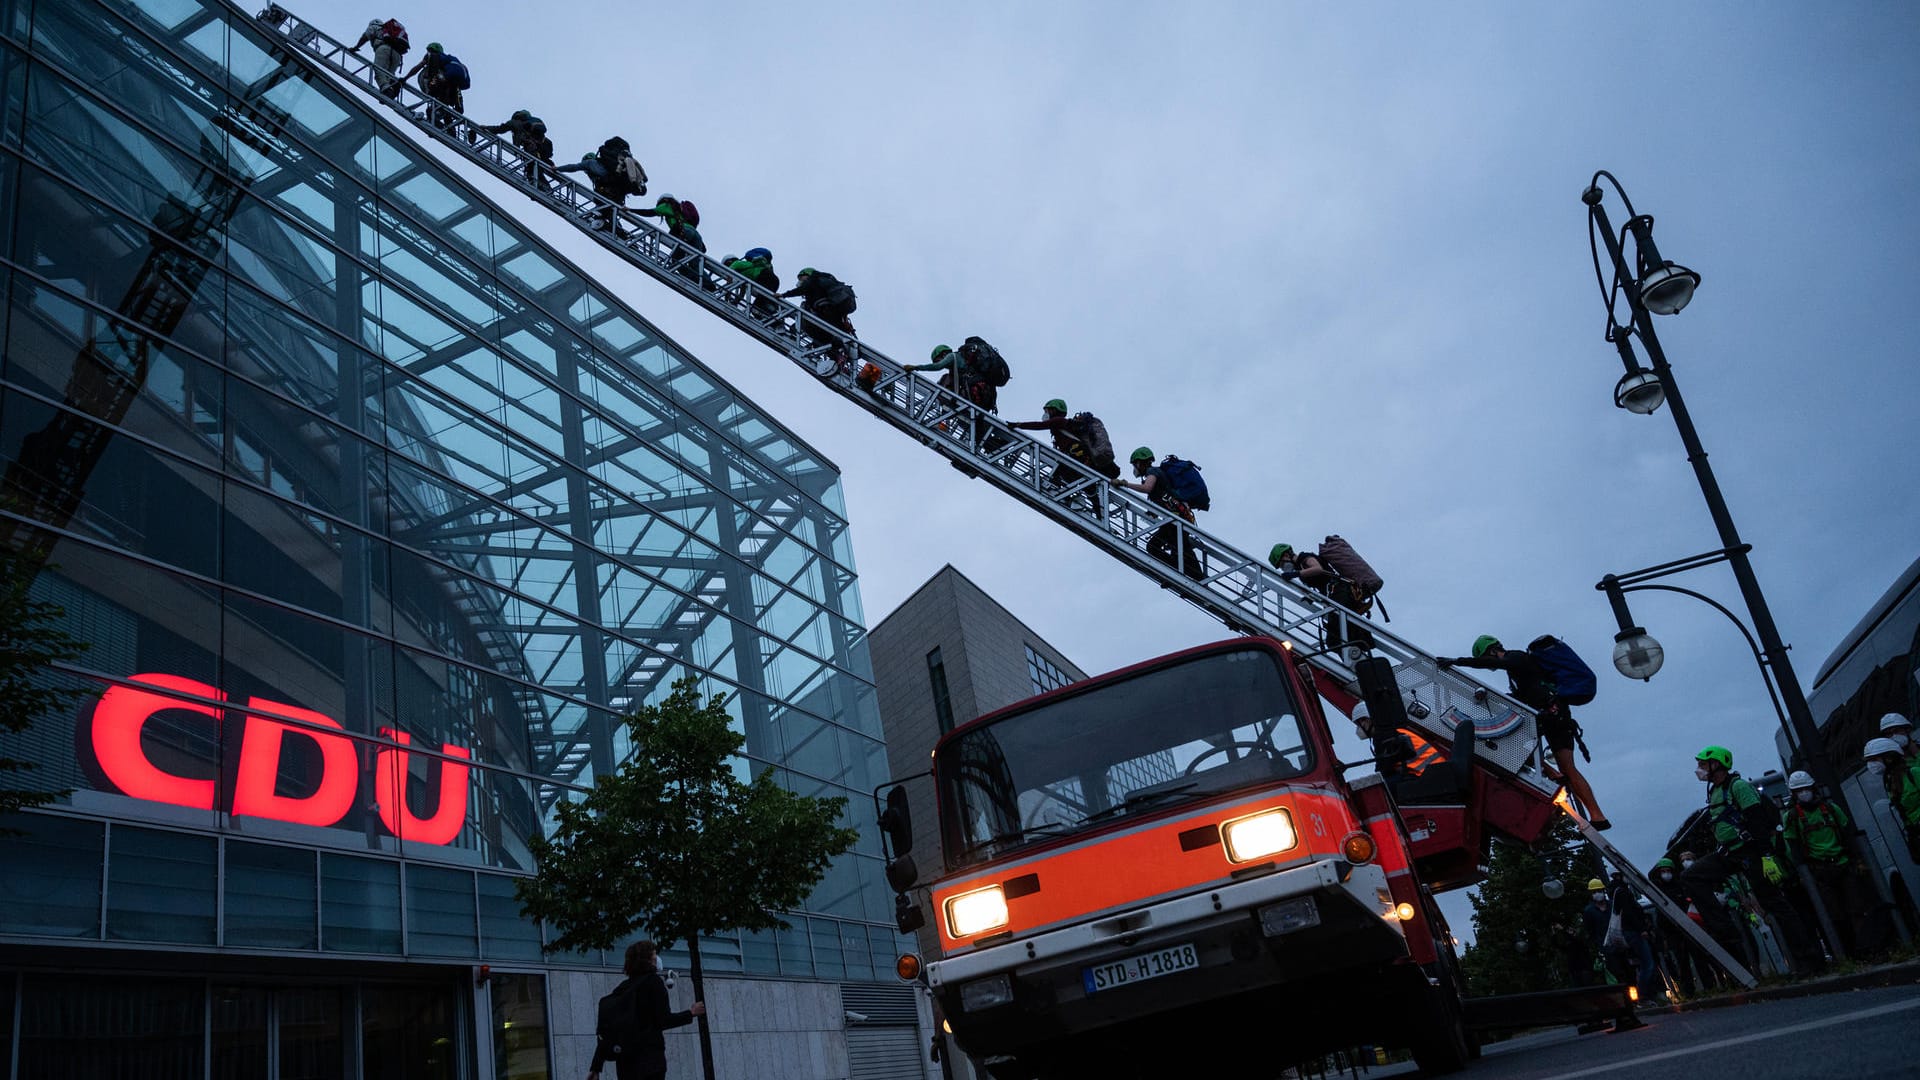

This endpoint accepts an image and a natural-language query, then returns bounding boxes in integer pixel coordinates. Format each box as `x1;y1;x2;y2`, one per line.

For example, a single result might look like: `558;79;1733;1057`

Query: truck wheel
1407;972;1470;1075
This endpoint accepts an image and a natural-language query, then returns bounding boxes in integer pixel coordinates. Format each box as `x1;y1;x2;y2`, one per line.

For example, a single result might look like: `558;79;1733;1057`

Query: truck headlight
1221;808;1297;863
959;973;1014;1012
944;885;1009;938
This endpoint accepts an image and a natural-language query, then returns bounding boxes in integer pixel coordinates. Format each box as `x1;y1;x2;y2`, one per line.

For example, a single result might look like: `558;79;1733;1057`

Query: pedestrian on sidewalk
589;940;705;1080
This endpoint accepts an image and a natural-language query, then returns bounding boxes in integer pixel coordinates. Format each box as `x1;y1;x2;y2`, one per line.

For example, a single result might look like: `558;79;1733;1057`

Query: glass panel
362;983;458;1080
742;927;778;975
17;975;205;1077
405;863;476;957
279;986;347;1080
106;824;215;943
223;840;317;949
320;853;400;954
0;813;102;937
477;872;541;961
212;984;269;1080
490;973;551;1080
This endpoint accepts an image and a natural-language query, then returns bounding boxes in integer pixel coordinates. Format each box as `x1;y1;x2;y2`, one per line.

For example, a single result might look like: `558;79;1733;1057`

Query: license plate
1081;942;1199;994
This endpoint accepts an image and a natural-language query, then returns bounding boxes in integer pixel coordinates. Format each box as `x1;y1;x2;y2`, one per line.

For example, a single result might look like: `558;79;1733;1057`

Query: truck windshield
938;646;1313;868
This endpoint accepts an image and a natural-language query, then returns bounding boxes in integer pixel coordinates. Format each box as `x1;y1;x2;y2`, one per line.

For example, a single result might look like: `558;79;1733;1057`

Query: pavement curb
1646;959;1920;1015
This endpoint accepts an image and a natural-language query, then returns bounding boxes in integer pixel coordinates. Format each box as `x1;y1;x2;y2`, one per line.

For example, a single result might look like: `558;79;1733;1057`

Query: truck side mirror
880;785;914;857
885;853;920;893
894;893;927;933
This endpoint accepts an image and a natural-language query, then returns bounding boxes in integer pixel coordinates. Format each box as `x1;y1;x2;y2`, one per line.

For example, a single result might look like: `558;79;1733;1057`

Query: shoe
1592;818;1613;831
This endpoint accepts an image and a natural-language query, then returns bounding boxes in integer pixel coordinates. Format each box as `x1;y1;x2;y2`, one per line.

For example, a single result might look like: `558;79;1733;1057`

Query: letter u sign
88;673;472;846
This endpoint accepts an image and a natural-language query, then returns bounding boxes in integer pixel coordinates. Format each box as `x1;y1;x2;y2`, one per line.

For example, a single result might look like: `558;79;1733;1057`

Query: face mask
1681;859;1695;870
1867;760;1887;776
1654;871;1672;883
1894;733;1912;749
1591;894;1606;904
1695;763;1712;781
1795;790;1816;804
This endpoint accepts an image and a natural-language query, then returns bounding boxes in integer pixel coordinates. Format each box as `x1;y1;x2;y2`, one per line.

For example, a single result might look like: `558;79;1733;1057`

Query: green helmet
1653;857;1675;871
1044;398;1067;414
930;344;952;361
512;109;531;121
1129;447;1155;464
1696;745;1733;770
1472;635;1501;659
426;41;443;52
798;267;816;278
1268;543;1294;568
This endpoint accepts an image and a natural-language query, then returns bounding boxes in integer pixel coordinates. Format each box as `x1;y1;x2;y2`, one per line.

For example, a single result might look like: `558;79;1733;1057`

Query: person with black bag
1267;538;1380;654
589;940;705;1080
1679;747;1823;974
1438;634;1610;830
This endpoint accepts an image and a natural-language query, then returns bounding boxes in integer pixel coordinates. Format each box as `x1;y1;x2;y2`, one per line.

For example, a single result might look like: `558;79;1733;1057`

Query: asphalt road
1372;983;1920;1080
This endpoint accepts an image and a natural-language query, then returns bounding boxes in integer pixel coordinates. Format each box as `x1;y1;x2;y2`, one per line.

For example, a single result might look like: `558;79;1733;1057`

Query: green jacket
1707;774;1767;850
1781;798;1849;865
1885;758;1920;828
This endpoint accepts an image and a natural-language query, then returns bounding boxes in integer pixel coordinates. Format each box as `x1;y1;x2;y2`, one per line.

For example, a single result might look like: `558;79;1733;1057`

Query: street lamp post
1581;172;1853;820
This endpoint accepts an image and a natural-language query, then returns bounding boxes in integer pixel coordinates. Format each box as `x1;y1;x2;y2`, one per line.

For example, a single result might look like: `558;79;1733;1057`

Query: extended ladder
248;2;1753;987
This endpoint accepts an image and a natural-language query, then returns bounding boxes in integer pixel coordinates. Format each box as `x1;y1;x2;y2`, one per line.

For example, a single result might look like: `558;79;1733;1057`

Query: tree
516;676;860;1080
1460;816;1602;996
0;541;87;829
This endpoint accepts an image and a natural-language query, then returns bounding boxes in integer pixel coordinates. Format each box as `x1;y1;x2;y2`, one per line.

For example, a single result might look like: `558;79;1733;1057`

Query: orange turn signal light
1341;832;1376;864
896;953;921;981
1628;985;1640;1003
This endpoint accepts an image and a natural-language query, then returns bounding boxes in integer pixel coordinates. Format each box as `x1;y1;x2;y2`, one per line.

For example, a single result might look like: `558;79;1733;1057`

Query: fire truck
877;637;1572;1078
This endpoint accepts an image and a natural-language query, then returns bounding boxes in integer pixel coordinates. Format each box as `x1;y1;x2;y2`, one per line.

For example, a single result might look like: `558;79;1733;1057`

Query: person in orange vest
1352;703;1442;776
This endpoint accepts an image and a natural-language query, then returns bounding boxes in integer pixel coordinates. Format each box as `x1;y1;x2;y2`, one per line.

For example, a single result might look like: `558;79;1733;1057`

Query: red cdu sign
87;673;472;845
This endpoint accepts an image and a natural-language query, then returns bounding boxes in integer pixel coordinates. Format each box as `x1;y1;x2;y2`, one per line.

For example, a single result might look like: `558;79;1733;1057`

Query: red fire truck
878;637;1574;1078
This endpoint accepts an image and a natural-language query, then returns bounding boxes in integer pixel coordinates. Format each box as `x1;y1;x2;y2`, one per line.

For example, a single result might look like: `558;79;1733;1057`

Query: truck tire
1406;972;1471;1075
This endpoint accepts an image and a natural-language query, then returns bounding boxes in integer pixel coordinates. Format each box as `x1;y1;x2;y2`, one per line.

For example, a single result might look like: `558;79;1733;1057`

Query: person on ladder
1678;746;1824;974
1117;447;1205;581
1439;635;1610;830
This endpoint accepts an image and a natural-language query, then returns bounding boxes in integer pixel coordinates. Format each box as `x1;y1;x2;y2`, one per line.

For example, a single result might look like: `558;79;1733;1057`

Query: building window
1025;645;1072;696
927;647;955;734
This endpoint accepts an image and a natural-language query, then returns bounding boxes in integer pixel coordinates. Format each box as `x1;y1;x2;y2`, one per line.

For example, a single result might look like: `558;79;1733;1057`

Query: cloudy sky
367;1;1918;937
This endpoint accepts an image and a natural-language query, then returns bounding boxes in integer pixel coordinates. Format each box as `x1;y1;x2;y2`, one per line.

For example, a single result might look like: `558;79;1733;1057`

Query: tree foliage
1460;817;1601;996
0;541;87;825
515;676;861;955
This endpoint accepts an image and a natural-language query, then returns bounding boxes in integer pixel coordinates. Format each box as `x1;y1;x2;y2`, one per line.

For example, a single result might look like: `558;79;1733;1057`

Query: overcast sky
368;1;1919;939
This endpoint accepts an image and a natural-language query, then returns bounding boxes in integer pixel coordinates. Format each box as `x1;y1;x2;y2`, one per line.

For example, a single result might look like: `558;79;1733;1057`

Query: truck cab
884;638;1474;1078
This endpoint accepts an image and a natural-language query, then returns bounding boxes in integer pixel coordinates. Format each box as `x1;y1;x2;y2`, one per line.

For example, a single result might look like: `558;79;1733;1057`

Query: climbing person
1780;770;1887;960
1677;746;1823;973
556;137;646;231
352;17;410;97
1009;398;1119;491
1864;736;1920;860
1438;635;1609;829
1269;539;1381;655
906;338;1011;451
399;43;471;135
778;268;857;363
481;110;554;183
1117;447;1205;581
634;195;705;252
726;248;780;317
1881;713;1917;762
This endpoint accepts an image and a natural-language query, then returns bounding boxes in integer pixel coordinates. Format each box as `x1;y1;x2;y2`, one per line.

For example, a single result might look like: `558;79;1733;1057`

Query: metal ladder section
245;3;1556;786
247;2;1751;982
1563;805;1758;988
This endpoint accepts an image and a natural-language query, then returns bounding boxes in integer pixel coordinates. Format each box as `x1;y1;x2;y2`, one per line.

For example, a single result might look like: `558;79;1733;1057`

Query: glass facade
0;0;893;1011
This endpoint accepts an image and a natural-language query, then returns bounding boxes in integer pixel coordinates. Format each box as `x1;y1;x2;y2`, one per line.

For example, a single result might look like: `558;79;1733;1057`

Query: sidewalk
1646;958;1920;1015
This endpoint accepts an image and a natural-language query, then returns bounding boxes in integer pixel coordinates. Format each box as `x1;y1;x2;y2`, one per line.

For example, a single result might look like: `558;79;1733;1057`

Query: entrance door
211;984;350;1080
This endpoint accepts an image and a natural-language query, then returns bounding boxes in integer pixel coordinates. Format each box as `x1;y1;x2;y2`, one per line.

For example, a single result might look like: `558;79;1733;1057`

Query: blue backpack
1158;456;1209;511
441;54;471;90
1528;635;1597;706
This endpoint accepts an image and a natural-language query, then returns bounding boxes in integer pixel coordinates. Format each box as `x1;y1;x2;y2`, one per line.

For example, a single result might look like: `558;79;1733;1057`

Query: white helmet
1351;702;1371;721
1880;713;1913;734
1787;770;1815;791
1864;737;1903;759
1351;701;1372;737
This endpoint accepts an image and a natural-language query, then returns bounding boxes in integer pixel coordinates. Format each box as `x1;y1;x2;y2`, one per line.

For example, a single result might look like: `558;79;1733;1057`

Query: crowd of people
344;14;1920;1009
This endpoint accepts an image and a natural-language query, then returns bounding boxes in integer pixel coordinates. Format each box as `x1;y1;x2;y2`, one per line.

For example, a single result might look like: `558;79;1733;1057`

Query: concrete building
0;0;925;1075
867;565;1086;1077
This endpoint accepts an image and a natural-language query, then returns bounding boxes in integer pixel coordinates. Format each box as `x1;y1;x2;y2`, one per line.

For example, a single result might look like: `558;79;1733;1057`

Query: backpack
959;336;1010;387
379;19;409;51
599;137;632;168
595;979;642;1056
1318;534;1384;594
1528;634;1598;707
675;199;699;228
1157;456;1209;510
440;55;471;91
616;154;647;195
819;276;856;314
1069;412;1112;460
